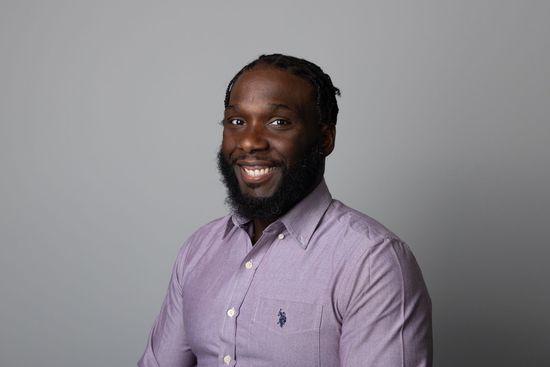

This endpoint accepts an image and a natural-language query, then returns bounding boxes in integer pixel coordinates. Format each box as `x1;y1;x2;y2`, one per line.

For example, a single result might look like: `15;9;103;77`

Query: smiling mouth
243;167;274;177
239;166;277;183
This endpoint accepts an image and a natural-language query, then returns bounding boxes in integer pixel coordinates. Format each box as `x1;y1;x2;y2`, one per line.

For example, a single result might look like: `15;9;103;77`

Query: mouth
239;165;277;183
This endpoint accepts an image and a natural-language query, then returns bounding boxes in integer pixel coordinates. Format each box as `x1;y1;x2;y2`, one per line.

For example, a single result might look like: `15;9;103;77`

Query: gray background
1;1;549;366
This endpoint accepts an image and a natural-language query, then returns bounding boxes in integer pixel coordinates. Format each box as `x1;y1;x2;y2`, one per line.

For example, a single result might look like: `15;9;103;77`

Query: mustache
228;153;284;167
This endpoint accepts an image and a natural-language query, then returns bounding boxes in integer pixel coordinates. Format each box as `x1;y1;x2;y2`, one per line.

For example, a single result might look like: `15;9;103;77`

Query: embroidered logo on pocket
277;308;287;328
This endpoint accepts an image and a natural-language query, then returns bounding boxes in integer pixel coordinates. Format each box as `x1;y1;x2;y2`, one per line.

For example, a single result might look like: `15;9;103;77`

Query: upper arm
138;243;197;367
339;238;432;367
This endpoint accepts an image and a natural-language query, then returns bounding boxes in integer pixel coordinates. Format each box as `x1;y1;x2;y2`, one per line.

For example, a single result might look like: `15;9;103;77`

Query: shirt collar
280;180;332;249
222;212;246;239
224;180;333;250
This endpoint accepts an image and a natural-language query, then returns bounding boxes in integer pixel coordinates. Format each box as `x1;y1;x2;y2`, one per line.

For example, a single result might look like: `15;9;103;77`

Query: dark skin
222;66;336;242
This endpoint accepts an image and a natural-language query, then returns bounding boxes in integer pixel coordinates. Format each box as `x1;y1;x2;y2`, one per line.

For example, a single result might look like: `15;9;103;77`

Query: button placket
218;230;278;366
227;307;236;317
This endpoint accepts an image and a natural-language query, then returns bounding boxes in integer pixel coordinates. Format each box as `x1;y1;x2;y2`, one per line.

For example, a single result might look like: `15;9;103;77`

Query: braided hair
224;54;341;126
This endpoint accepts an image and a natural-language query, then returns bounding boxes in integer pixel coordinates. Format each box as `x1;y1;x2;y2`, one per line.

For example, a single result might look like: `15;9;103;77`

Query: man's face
218;66;333;220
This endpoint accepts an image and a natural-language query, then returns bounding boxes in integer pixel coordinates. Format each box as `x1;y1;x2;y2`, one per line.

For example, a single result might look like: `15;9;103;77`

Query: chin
238;183;280;200
236;169;283;199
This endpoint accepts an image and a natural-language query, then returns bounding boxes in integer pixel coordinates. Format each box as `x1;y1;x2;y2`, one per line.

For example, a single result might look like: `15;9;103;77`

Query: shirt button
227;307;236;317
278;233;285;240
245;260;253;270
223;355;232;365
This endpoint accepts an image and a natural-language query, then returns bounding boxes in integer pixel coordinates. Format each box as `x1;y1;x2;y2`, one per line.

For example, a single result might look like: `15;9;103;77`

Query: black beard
217;145;324;222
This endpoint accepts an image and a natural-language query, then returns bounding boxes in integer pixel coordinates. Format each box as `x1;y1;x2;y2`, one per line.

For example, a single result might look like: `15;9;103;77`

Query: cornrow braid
224;54;341;126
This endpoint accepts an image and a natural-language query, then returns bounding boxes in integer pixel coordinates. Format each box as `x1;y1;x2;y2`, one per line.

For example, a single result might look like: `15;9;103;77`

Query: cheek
221;132;235;155
271;133;318;162
268;143;301;167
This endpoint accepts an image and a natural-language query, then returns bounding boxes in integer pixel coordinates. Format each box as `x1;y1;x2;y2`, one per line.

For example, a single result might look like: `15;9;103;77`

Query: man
139;54;432;367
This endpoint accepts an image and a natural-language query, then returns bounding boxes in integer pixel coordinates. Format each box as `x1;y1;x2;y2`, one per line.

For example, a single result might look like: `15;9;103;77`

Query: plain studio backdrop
1;1;549;366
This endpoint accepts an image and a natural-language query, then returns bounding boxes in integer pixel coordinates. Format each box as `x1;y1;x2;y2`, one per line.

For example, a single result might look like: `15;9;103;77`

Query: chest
181;232;342;366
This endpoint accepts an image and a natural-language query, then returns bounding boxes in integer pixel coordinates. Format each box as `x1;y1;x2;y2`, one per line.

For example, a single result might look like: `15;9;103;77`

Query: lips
239;165;276;183
243;167;274;177
235;159;279;184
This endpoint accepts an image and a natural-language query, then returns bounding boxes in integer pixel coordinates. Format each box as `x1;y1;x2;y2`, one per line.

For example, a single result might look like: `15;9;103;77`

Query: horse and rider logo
277;308;287;328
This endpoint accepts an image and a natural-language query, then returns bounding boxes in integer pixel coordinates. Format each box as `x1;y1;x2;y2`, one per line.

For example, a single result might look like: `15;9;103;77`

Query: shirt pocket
250;297;323;367
252;297;322;334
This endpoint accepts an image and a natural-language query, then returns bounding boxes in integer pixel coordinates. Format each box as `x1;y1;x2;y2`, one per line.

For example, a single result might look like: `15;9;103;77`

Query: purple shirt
138;181;432;367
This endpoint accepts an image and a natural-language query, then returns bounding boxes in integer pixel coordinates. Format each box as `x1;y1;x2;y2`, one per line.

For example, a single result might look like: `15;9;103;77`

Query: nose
239;124;269;153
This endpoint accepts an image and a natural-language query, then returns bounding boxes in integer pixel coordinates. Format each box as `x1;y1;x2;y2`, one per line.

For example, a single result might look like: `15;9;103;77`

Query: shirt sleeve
338;238;432;367
138;244;197;367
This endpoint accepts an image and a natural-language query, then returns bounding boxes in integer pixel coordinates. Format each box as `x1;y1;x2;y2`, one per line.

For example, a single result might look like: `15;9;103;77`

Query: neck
252;219;270;244
249;176;324;244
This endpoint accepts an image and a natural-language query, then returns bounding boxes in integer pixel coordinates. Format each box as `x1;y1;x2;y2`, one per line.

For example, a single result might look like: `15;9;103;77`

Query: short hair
224;54;341;126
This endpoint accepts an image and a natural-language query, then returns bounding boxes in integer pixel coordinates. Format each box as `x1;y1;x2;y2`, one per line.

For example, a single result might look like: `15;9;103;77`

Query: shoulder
315;199;411;282
324;201;429;315
326;199;420;269
322;199;425;292
324;199;400;249
185;215;232;244
172;215;232;275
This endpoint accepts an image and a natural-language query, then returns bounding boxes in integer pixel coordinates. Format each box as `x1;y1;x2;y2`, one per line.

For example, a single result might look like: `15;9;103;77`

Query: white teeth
244;167;273;177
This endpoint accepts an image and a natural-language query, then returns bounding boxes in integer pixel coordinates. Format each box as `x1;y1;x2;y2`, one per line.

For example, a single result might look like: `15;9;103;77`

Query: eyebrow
269;103;291;111
225;103;292;112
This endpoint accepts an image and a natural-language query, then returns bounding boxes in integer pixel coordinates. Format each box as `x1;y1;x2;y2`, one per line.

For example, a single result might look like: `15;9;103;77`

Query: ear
320;124;336;156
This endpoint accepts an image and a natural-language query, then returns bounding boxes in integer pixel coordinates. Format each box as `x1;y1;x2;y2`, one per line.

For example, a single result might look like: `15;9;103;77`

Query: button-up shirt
138;181;432;367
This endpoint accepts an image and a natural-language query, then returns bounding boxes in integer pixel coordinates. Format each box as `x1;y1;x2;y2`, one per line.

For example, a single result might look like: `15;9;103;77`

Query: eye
269;119;290;127
224;118;245;126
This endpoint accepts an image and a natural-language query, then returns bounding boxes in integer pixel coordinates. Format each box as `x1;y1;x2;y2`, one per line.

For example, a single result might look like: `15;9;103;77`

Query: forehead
228;66;315;111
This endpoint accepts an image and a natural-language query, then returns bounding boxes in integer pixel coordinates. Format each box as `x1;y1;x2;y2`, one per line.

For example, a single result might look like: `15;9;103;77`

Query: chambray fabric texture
138;181;432;367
